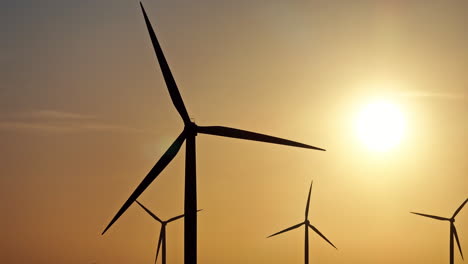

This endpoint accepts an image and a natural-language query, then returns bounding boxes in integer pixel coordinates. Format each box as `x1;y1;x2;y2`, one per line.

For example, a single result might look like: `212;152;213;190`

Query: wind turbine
102;2;326;264
136;201;200;264
411;198;467;264
268;181;337;264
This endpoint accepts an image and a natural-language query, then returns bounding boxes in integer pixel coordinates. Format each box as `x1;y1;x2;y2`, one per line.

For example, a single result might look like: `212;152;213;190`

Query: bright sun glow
356;100;406;152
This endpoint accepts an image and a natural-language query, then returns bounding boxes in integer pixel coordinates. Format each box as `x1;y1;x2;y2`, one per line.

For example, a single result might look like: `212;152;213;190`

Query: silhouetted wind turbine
411;198;467;264
136;201;200;264
268;181;337;264
102;2;325;264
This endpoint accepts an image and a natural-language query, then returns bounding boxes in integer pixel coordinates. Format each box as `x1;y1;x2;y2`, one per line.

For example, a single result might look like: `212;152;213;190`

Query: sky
1;0;467;263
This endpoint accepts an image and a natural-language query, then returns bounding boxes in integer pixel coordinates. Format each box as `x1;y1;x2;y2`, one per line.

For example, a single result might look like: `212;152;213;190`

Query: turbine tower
136;201;200;264
411;198;467;264
268;181;337;264
102;3;326;264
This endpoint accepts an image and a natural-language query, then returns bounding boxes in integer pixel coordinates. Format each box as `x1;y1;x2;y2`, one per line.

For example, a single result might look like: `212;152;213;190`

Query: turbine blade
197;126;325;151
166;213;185;223
136;201;163;223
453;224;464;260
101;131;186;235
167;209;202;223
410;212;450;221
452;198;468;218
140;2;190;124
309;223;337;249
267;222;304;238
155;227;164;264
305;180;313;219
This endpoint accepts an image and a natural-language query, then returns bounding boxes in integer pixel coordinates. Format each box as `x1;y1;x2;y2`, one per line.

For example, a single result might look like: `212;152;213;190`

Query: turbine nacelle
185;122;198;136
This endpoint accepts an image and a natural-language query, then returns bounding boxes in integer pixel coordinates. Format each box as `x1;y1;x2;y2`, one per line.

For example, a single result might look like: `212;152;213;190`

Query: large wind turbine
268;181;337;264
411;198;467;264
136;201;200;264
102;2;325;264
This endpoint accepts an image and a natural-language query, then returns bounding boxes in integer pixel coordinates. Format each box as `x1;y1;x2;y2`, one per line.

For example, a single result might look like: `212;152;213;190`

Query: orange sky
1;1;467;263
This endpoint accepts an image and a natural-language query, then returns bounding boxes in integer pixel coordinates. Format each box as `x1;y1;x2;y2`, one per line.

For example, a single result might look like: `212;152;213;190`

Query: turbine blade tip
310;146;326;151
101;227;109;235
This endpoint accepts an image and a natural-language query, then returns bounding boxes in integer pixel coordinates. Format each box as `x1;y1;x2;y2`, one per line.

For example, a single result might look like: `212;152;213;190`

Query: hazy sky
1;1;467;263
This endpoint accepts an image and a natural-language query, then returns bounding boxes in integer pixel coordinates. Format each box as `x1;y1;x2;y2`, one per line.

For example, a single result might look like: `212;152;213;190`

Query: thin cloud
397;91;466;100
29;110;95;120
0;121;142;133
0;110;144;133
0;121;73;132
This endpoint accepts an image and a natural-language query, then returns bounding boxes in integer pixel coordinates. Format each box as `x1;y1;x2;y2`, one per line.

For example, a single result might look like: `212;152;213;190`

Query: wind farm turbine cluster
101;2;467;264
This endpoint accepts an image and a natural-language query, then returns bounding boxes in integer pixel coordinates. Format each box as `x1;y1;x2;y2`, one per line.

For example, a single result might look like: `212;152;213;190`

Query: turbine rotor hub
185;121;198;136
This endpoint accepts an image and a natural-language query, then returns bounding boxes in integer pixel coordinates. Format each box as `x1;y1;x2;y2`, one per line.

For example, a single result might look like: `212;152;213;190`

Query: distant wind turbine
101;2;325;264
411;198;467;264
268;181;337;264
136;201;201;264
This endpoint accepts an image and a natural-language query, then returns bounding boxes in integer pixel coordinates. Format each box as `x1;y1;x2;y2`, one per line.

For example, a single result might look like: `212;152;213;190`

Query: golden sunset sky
1;1;467;263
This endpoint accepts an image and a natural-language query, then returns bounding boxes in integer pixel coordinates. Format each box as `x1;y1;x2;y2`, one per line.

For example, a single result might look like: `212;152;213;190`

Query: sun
355;100;406;152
